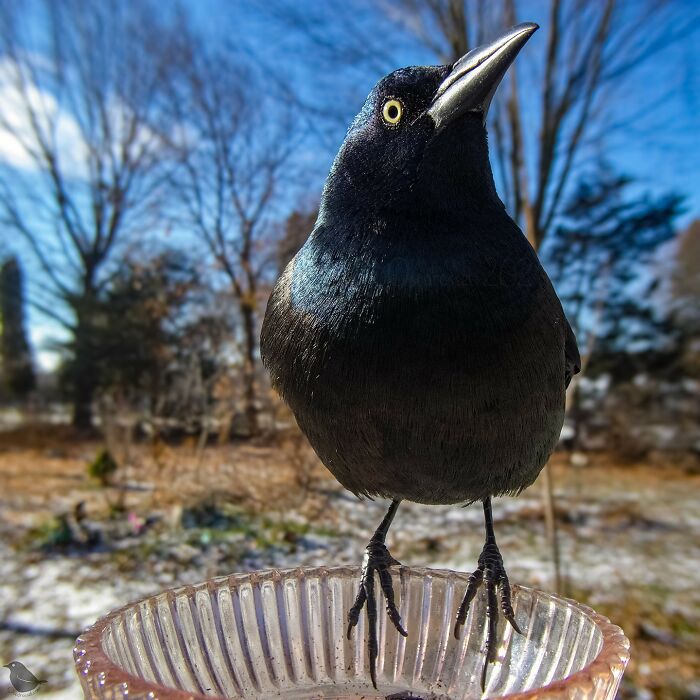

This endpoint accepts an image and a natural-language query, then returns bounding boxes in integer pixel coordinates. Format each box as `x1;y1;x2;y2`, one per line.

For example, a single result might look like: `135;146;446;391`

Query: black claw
347;585;367;638
455;537;522;692
454;566;483;638
499;576;523;635
365;568;378;689
480;647;489;691
378;566;408;637
347;538;405;690
485;573;499;661
504;612;522;636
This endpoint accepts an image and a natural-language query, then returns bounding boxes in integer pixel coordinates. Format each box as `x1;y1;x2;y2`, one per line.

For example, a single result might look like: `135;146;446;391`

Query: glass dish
74;565;629;699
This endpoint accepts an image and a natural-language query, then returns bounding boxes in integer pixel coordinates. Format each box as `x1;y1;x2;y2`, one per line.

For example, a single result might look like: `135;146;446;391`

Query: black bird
3;661;48;694
261;22;580;690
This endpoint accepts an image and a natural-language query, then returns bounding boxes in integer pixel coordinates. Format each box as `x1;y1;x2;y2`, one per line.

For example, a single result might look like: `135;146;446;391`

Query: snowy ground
1;440;699;699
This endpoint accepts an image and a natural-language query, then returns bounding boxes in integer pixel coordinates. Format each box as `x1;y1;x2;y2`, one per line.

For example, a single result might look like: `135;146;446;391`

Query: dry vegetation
1;427;699;699
0;426;331;533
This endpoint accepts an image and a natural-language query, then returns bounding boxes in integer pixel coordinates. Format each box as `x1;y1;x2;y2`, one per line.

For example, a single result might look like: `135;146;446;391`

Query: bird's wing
13;667;41;683
564;317;581;389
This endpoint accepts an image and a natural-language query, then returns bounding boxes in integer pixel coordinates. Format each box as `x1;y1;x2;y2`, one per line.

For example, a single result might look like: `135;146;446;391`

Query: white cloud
29;318;68;373
0;56;87;178
0;55;171;185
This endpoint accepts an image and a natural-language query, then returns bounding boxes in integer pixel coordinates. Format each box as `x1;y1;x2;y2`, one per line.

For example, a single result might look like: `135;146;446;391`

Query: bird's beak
428;22;538;130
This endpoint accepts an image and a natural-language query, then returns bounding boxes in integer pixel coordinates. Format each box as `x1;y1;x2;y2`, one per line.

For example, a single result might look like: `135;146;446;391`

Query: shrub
88;448;118;486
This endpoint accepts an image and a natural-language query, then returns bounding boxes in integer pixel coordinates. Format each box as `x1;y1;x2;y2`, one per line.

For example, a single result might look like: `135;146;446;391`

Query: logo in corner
3;661;48;696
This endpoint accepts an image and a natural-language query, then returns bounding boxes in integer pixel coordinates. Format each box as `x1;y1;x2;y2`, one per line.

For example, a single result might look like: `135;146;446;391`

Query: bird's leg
454;497;522;690
347;499;407;689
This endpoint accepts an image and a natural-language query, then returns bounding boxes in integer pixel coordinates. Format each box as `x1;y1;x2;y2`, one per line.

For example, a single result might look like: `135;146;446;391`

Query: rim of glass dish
73;565;630;700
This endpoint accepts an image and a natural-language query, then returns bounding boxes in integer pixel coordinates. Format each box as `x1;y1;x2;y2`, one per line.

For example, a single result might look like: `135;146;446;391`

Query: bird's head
4;662;18;669
321;23;537;218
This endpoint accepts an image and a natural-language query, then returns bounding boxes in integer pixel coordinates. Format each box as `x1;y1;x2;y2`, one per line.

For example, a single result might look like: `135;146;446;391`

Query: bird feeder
74;566;629;699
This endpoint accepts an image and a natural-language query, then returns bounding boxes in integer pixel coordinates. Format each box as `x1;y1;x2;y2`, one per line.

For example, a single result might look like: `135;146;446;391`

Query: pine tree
543;166;684;362
0;257;35;398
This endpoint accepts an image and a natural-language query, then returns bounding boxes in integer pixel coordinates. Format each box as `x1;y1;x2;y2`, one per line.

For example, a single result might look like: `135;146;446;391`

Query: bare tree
166;42;303;436
0;0;182;428
669;220;700;378
276;203;319;274
264;0;698;250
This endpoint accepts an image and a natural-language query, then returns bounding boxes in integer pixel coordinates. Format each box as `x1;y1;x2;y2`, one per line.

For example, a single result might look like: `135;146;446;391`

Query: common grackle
261;22;580;691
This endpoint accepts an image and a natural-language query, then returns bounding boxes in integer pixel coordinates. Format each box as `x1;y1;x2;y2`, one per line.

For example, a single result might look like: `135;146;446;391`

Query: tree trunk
71;287;98;431
72;321;97;430
525;209;561;591
241;301;259;436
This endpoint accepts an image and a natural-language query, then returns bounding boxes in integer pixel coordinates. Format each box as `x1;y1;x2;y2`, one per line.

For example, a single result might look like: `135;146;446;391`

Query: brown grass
1;426;698;698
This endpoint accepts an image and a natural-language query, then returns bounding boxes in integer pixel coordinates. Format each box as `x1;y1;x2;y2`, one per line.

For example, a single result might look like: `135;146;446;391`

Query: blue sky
1;0;699;370
186;0;700;226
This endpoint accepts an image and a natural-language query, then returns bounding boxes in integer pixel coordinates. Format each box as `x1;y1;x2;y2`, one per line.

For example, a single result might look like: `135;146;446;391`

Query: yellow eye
382;98;403;125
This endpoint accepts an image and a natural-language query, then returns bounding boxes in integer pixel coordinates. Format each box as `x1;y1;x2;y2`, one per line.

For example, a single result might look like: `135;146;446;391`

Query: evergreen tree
0;1;185;428
0;257;35;398
542;166;684;369
59;251;194;412
63;249;230;423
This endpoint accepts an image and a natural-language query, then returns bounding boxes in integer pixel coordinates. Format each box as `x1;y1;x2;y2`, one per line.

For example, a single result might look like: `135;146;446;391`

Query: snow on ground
1;453;699;699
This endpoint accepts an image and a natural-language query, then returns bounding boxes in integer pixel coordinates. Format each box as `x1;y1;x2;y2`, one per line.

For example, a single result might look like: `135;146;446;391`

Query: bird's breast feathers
262;219;564;397
260;220;569;503
284;222;545;339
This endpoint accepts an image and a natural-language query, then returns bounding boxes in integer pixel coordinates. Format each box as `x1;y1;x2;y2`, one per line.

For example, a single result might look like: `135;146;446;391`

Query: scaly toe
347;541;406;690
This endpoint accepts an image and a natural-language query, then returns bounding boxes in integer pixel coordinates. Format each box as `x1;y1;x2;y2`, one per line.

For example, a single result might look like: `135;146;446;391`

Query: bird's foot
347;537;407;689
454;538;522;690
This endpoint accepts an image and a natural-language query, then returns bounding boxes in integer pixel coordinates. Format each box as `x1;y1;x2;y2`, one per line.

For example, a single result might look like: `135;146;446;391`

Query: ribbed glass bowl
74;566;629;699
